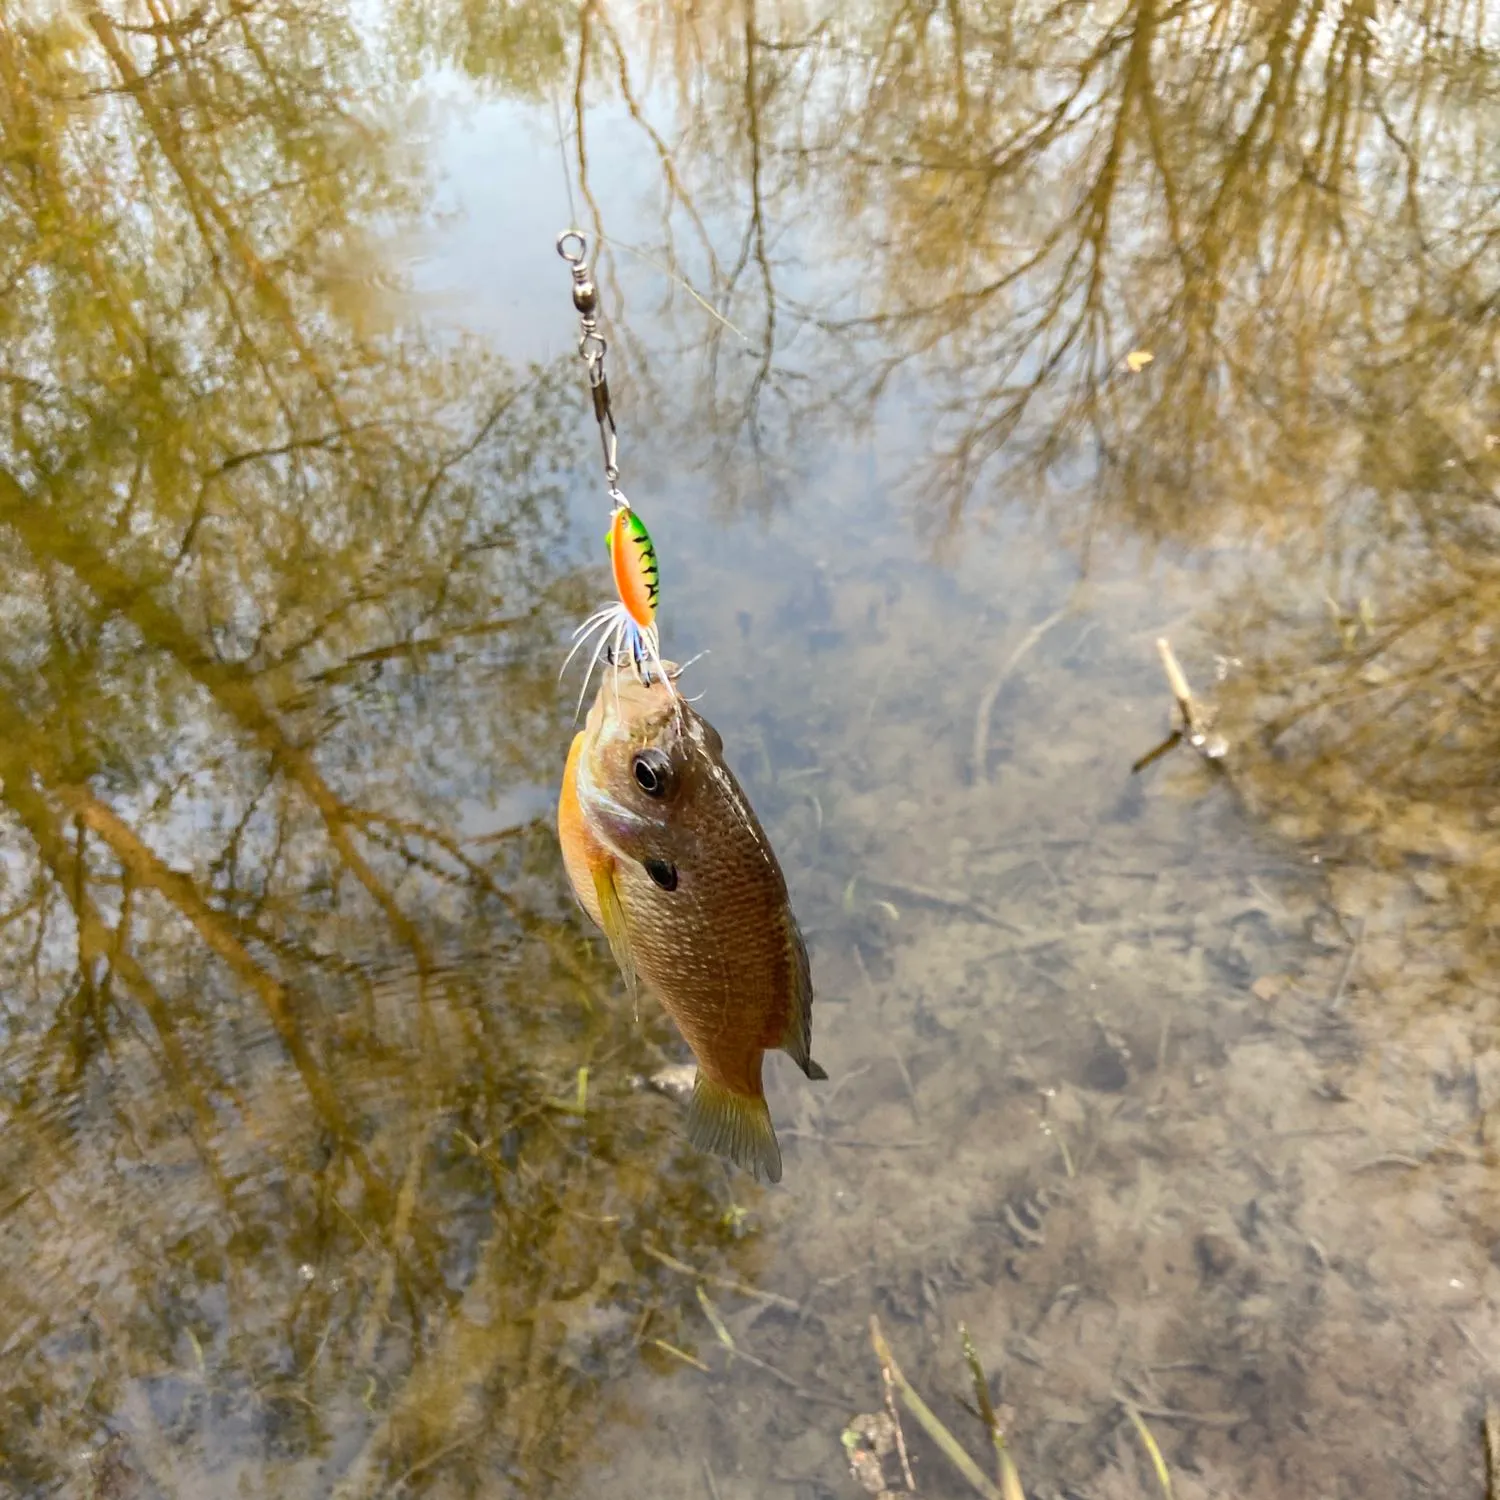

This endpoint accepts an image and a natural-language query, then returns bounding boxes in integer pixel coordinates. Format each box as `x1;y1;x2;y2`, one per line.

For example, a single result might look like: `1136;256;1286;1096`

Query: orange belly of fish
557;731;607;931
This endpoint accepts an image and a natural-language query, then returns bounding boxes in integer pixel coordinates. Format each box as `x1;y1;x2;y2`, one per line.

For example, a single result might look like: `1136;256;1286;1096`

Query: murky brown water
3;4;1499;1498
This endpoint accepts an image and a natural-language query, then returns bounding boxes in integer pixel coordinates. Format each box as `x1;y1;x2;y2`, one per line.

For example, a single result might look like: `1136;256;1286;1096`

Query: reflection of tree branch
567;0;806;473
573;2;611;304
262;387;535;673
769;0;1499;543
86;8;348;428
48;777;391;1195
399;386;521;554
739;0;777;464
0;749;217;1142
0;10;735;1495
214;428;379;475
0;469;433;998
341;805;604;995
330;1155;605;1498
295;615;533;689
593;6;722;289
0;21;142;361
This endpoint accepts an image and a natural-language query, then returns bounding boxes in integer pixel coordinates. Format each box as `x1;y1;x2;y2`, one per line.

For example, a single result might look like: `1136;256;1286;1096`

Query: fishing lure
555;231;677;713
561;501;674;714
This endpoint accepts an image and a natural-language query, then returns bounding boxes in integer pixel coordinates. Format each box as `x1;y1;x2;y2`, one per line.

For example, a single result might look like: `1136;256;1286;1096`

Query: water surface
2;4;1497;1498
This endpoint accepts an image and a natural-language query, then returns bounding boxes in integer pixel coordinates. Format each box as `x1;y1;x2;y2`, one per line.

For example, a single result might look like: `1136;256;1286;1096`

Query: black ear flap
644;859;678;891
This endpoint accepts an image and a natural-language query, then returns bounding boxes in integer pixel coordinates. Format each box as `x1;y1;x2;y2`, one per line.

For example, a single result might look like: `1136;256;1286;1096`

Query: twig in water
847;946;919;1128
1157;638;1202;736
1136;638;1228;770
698;1286;849;1408
391;1424;487;1488
1120;1398;1174;1498
1452;1317;1495;1371
1328;916;1365;1011
642;1239;799;1310
973;607;1072;782
1048;1125;1076;1179
890;1039;921;1122
1131;730;1182;774
861;874;1025;934
697;1285;736;1350
703;1457;724;1500
783;1129;934;1149
652;1339;710;1373
732;1345;851;1409
880;1346;917;1491
1350;1153;1426;1173
870;1317;1004;1500
1001;1202;1045;1248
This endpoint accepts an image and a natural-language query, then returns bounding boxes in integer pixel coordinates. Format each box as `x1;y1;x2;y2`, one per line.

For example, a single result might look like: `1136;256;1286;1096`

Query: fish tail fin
687;1074;783;1184
779;918;829;1083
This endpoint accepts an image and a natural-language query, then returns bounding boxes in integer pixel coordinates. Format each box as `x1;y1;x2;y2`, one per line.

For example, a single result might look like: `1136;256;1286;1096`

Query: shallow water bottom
565;511;1499;1500
12;504;1496;1500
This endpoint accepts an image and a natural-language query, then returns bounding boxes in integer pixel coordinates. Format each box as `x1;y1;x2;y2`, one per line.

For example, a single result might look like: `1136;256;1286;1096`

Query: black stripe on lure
561;503;675;716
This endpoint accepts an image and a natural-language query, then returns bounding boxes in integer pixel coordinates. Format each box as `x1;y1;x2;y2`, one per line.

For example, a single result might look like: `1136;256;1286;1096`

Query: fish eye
644;858;678;891
632;748;672;798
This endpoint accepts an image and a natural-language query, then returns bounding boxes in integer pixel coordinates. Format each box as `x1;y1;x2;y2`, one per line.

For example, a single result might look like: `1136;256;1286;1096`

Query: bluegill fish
557;662;826;1182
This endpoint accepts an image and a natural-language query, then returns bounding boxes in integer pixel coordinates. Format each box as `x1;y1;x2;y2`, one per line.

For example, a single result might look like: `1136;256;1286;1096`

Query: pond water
2;4;1498;1499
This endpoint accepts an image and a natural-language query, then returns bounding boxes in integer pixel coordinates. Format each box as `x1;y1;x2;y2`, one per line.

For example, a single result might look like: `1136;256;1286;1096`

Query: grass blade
960;1324;1026;1500
696;1285;736;1351
870;1317;1003;1500
1121;1399;1174;1499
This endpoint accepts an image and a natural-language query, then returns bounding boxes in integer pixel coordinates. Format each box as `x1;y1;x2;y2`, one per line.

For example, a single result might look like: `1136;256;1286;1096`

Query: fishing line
556;230;674;708
549;89;581;243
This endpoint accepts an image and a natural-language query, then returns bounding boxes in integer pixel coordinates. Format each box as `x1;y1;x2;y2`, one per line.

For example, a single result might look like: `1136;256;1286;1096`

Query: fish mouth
603;639;685;684
586;660;684;742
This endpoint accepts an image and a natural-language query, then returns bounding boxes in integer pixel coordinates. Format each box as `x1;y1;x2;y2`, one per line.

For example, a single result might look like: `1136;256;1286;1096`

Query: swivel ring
556;230;588;264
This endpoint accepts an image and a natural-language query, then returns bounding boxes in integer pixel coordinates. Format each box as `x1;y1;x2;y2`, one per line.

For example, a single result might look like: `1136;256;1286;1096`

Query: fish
557;660;826;1182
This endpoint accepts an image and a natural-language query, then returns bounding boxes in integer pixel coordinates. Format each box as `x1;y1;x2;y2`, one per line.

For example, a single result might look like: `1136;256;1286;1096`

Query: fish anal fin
591;861;637;1008
686;1074;783;1184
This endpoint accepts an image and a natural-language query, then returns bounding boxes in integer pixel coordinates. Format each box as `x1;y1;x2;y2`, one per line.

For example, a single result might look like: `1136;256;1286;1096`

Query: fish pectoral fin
686;1075;783;1184
591;861;638;1004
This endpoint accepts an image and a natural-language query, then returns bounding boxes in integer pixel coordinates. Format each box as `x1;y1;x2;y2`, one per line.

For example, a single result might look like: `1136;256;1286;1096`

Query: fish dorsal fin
591;860;638;1016
780;919;827;1081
